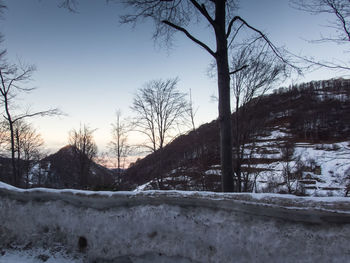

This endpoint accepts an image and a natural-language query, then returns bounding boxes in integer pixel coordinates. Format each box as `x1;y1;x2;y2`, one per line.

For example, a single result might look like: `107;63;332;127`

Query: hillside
123;78;350;196
27;145;115;190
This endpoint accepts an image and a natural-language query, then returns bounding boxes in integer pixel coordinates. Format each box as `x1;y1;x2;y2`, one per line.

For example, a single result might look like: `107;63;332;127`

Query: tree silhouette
59;0;291;191
68;124;97;188
131;78;188;153
0;60;60;186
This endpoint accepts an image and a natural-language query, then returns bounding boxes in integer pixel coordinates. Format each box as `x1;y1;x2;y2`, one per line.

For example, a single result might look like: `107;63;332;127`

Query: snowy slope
239;128;350;196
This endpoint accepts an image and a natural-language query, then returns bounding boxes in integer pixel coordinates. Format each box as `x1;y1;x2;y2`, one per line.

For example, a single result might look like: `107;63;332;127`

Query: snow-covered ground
0;248;81;263
214;128;350;196
251;130;350;196
1;182;350;262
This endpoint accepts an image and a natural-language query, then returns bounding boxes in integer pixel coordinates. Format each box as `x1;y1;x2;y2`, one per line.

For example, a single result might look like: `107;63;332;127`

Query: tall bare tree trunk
4;99;17;186
235;99;242;192
215;1;234;192
15;129;21;187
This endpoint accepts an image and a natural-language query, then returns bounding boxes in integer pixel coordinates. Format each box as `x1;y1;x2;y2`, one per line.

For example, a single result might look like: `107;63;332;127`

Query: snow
0;181;118;197
0;181;17;191
0;249;81;263
294;141;350;195
134;181;152;191
204;168;221;175
315;91;349;102
1;181;350;211
232;127;350;196
1;182;350;262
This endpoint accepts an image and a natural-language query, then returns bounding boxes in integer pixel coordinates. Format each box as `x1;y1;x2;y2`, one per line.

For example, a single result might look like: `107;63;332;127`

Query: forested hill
38;145;115;189
122;78;350;195
0;145;116;190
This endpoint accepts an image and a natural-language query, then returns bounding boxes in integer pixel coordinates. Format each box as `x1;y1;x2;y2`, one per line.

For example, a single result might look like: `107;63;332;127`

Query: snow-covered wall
1;183;350;263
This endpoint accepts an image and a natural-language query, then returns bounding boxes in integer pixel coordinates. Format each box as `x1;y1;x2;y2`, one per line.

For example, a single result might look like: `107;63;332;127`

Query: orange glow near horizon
95;155;144;169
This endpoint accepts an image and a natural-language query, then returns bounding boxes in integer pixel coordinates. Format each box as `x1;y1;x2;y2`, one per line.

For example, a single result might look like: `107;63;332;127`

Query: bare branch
12;108;63;123
288;50;350;71
233;16;291;66
226;16;240;39
162;20;216;57
292;0;350;70
227;23;245;49
229;64;248;75
189;0;215;26
58;0;79;12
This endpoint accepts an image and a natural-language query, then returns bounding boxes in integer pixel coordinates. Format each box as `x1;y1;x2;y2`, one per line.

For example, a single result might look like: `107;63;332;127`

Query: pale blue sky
1;0;348;153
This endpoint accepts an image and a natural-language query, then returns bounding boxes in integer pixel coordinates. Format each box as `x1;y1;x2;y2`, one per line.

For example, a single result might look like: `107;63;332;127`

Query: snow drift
1;182;350;262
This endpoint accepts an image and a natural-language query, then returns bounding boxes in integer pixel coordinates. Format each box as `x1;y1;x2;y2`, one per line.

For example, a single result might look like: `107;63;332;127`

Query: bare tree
131;78;188;189
109;110;130;173
242;141;267;193
0;120;8;155
131;78;188;152
0;61;60;186
281;140;297;194
187;88;198;131
60;0;291;191
68;124;97;188
120;0;293;192
292;0;350;70
12;120;44;188
231;40;286;192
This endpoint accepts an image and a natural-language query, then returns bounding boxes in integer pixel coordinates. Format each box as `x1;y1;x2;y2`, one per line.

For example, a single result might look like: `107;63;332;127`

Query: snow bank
1;182;350;262
0;248;80;263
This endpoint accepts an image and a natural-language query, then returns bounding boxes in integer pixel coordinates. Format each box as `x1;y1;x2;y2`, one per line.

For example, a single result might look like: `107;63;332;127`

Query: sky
0;0;349;156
